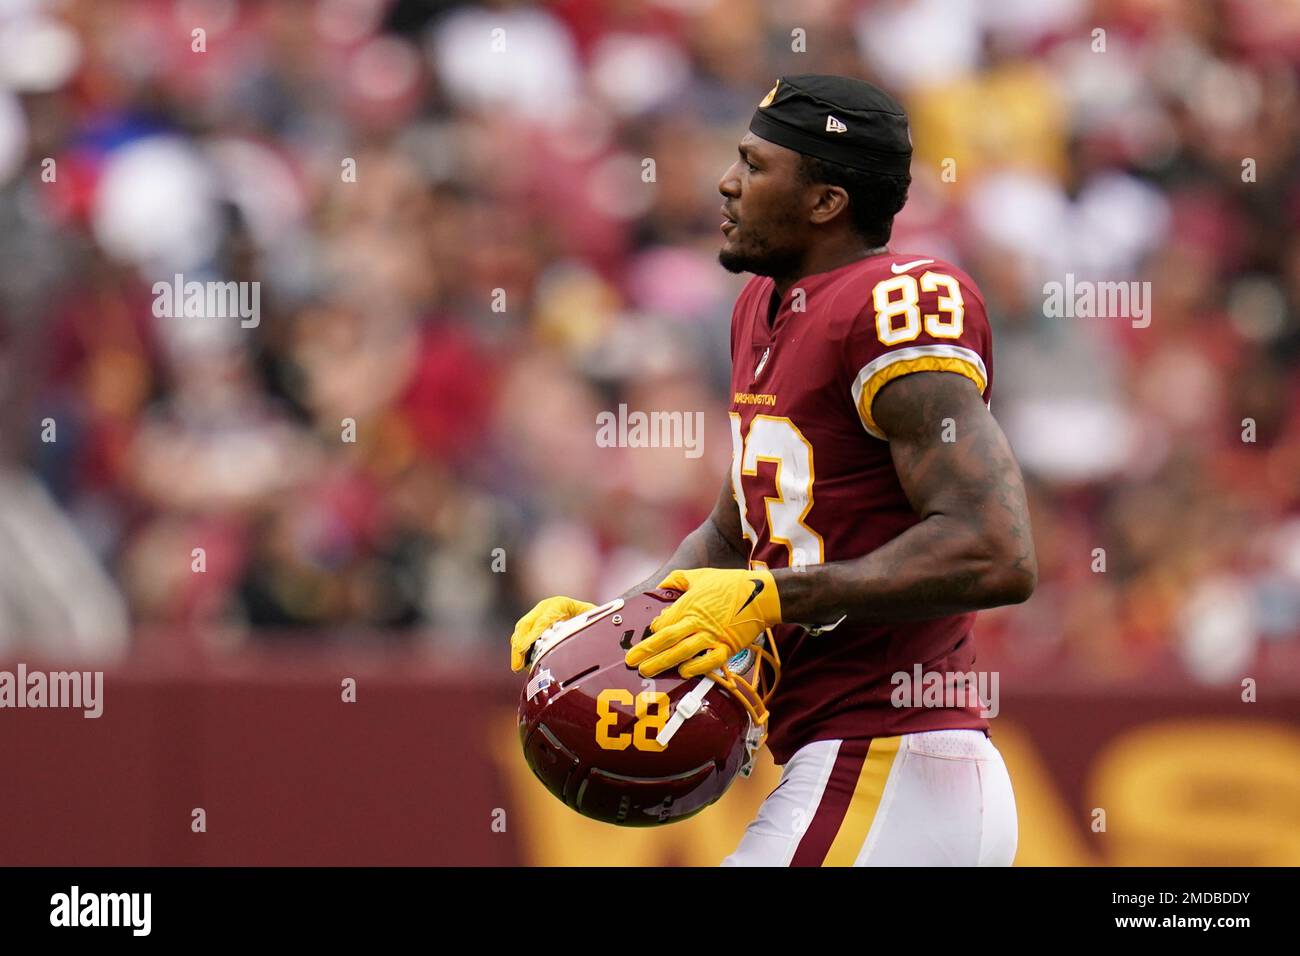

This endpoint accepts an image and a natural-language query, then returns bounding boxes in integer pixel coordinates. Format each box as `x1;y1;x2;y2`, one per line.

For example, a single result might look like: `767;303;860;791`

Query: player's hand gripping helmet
517;588;780;826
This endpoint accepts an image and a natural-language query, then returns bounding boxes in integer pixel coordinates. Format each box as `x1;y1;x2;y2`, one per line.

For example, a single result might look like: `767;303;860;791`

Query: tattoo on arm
774;371;1036;625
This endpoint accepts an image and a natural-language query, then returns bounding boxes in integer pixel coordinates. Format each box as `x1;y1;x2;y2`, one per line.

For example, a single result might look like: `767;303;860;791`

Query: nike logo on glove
735;579;765;616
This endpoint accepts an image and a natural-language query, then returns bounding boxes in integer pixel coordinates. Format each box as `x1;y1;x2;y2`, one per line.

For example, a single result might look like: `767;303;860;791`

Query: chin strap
655;676;715;747
653;629;782;773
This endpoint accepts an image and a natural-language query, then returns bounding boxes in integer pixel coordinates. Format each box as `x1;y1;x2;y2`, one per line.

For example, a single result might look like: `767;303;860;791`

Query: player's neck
772;241;889;298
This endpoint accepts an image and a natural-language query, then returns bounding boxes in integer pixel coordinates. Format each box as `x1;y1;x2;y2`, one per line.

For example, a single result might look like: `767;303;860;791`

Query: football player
511;75;1035;866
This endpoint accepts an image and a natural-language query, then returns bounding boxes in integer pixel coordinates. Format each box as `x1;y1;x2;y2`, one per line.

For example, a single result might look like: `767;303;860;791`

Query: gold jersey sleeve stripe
856;356;987;439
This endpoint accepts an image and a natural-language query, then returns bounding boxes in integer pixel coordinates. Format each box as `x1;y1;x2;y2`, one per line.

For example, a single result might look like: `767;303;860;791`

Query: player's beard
717;208;805;279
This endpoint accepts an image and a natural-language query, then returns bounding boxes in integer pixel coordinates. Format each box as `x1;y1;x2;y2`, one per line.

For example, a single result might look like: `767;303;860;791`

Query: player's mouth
720;205;738;235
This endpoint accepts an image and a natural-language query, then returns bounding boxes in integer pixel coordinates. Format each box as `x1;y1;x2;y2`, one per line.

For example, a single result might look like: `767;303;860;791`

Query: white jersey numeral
729;413;824;570
871;271;965;344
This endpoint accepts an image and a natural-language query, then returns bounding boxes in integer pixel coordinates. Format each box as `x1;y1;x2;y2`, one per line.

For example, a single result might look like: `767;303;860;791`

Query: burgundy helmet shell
518;589;766;827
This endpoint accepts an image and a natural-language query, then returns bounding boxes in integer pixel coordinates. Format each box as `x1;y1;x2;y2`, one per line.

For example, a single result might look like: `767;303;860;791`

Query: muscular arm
618;474;750;600
773;371;1036;625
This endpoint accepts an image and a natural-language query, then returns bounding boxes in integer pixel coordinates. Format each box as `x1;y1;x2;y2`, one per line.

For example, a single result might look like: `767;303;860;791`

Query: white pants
723;730;1018;866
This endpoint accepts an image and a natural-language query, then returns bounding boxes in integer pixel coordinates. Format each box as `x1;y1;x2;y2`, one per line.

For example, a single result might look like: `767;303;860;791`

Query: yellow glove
510;596;596;671
625;568;781;678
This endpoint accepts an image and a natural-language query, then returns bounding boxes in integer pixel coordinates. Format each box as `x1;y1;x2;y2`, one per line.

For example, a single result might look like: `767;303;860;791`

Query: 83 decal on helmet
517;588;779;827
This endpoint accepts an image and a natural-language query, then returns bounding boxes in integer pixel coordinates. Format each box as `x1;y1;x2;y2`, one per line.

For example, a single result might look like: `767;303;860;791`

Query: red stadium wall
2;652;1298;866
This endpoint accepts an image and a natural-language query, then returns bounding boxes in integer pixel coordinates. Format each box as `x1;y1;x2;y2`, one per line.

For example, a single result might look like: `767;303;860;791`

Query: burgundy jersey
727;252;994;765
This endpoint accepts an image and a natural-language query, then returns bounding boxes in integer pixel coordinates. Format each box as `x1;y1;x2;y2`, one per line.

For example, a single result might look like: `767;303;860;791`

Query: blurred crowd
0;0;1298;681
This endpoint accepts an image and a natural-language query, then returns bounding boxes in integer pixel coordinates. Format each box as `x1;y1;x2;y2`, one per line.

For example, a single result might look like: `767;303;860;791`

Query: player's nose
718;162;741;199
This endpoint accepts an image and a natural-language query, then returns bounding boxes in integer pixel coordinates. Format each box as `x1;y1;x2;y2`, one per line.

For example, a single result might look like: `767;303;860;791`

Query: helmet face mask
517;588;778;827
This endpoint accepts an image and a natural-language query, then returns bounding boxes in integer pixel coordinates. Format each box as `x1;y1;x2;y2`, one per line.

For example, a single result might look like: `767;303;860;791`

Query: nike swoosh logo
890;258;934;274
735;579;765;616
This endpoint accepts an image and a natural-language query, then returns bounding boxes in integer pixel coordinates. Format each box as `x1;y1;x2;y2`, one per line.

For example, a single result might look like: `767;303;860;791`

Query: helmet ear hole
518;721;583;809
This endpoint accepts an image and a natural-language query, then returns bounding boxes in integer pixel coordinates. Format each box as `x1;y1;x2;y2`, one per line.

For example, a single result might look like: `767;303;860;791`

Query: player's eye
745;160;758;172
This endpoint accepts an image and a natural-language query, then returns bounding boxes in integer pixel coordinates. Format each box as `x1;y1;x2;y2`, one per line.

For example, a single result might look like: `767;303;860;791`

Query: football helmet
517;588;779;827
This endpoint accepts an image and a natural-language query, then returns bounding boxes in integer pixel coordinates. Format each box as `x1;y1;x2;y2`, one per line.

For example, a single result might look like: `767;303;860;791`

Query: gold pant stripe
822;735;903;867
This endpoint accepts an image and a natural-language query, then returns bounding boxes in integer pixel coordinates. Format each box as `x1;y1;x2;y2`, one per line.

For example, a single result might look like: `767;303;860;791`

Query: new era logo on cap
825;115;847;133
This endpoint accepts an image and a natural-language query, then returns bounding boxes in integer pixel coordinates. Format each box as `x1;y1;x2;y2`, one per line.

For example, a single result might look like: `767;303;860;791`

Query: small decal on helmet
526;667;555;701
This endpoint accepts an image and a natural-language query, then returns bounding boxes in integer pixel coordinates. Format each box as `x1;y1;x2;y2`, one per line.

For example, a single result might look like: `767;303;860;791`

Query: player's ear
809;184;849;226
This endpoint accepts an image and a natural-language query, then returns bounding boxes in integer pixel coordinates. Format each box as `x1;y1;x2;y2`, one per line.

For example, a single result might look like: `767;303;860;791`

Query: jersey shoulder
821;252;988;330
823;252;993;440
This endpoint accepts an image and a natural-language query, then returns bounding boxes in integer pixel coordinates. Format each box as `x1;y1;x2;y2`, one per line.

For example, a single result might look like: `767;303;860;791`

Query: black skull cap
748;74;912;176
